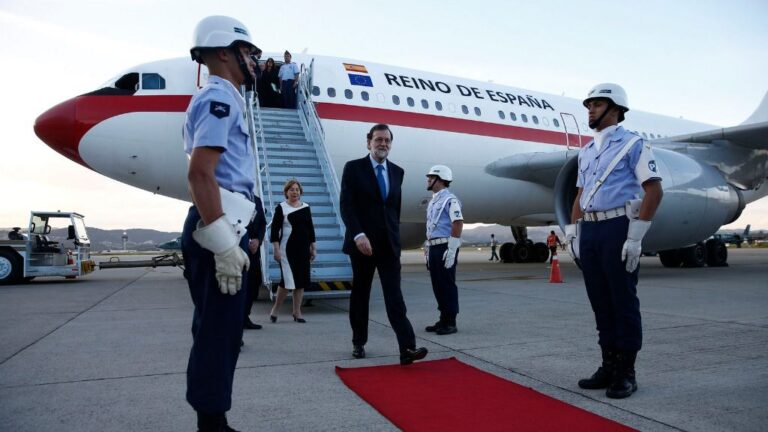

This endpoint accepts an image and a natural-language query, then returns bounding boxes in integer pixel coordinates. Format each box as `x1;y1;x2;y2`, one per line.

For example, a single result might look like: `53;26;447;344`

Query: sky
1;0;767;232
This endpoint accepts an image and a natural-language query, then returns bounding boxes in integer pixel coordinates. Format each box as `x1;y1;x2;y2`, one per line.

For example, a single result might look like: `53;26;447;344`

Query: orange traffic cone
549;254;563;283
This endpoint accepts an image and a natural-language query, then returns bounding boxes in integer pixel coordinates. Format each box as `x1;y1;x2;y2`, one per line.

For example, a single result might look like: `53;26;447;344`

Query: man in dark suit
340;123;428;365
244;196;267;330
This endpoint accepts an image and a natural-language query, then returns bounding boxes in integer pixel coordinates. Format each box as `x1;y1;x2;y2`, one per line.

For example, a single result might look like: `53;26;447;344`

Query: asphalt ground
1;248;766;431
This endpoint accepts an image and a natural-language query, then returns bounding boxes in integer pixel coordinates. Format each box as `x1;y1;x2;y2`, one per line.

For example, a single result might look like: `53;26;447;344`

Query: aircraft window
553;118;560;128
642;132;648;138
435;101;443;111
498;110;505;119
114;72;139;91
392;95;400;105
361;91;370;101
345;89;353;99
407;97;415;107
509;112;517;121
532;115;539;125
461;105;469;115
474;107;481;116
312;86;321;96
141;73;166;90
327;87;336;97
521;114;528;123
542;117;550;126
421;99;429;109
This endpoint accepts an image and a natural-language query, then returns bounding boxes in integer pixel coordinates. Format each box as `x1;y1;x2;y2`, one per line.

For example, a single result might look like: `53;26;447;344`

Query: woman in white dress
269;179;317;322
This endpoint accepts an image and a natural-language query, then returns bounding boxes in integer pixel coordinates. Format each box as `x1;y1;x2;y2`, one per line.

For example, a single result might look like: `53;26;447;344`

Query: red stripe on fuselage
315;102;590;146
63;95;588;168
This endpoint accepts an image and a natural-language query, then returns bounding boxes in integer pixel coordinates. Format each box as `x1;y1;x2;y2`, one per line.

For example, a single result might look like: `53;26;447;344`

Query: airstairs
248;61;352;299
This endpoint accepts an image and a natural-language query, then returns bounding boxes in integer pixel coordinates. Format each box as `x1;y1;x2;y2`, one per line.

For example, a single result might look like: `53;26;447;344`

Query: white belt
425;238;449;246
583;207;626;222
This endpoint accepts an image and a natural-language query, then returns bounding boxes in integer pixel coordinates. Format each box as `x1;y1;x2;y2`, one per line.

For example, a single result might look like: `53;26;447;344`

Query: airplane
32;53;768;270
713;225;750;248
157;236;182;251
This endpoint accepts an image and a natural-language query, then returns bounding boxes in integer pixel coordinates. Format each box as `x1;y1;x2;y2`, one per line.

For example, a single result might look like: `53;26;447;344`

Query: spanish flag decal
343;63;368;73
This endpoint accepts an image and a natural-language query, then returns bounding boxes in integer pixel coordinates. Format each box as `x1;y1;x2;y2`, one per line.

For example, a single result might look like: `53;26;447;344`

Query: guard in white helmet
181;15;259;432
424;165;464;335
566;83;663;399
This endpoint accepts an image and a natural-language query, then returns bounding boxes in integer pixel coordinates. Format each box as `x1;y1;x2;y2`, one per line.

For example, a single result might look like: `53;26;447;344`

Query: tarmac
0;248;766;431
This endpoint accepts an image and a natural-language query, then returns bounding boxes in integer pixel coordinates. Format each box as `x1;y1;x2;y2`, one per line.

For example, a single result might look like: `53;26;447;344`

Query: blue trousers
182;206;248;414
281;79;296;108
428;243;459;318
579;216;642;351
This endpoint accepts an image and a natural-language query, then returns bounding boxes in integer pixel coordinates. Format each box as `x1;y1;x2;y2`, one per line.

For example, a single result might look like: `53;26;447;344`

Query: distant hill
0;227;181;252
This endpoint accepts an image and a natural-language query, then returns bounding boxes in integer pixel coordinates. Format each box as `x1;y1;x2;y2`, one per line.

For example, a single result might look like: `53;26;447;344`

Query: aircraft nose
34;97;85;166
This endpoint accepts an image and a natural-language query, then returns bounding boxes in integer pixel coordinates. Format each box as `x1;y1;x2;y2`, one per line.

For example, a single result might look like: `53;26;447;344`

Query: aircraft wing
666;121;768;150
484;149;579;188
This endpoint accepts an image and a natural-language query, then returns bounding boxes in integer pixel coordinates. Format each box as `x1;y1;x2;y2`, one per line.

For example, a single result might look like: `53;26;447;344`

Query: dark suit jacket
247;195;267;258
340;155;403;255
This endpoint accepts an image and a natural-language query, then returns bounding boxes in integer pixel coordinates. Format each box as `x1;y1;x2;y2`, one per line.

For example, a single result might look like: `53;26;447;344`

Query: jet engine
554;147;745;252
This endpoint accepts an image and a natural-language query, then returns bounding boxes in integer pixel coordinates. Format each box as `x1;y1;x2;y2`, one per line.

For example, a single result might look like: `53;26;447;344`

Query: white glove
565;223;580;261
192;215;250;295
622;219;651;273
443;237;461;269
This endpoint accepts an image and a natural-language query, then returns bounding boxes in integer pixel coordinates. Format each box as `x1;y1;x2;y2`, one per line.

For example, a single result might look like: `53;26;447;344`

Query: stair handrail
243;86;273;289
297;60;345;234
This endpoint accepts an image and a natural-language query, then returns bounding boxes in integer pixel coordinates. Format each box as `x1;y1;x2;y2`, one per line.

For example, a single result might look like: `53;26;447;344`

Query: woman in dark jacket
258;57;281;108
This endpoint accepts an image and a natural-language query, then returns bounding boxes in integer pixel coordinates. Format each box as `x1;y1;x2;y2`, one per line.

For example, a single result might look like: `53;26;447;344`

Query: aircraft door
560;113;582;149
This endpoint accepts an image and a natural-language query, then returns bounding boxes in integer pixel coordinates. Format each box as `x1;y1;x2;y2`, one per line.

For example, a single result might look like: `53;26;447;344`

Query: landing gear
499;226;549;263
657;238;728;268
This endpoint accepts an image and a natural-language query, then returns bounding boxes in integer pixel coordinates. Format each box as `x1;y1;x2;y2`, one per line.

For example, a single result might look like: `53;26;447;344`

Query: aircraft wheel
658;249;682;268
514;243;531;262
533;243;550;263
681;243;707;267
0;250;22;285
705;239;728;267
499;242;515;263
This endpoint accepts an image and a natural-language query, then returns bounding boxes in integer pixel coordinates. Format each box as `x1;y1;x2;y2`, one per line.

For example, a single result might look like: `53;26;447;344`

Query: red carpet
336;357;636;432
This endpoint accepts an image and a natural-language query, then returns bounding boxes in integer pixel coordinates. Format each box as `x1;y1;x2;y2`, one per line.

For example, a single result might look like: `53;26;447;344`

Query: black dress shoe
400;347;428;365
425;321;443;332
352;345;366;359
244;319;262;330
435;325;457;335
293;314;306;323
270;315;277;323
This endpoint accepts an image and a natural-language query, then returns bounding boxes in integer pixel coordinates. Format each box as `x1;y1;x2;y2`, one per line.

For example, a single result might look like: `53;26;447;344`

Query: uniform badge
454;210;461;217
648;160;657;172
210;101;230;119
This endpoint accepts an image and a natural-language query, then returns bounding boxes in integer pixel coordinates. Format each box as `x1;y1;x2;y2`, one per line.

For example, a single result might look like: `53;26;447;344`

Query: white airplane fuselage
34;53;768;251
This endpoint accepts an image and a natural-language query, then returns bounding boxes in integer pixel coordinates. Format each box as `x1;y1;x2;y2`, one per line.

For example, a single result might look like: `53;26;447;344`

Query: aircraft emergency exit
33;53;768;267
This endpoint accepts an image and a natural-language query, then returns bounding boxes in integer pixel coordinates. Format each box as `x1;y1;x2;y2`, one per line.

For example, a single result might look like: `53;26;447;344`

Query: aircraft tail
743;224;751;237
742;92;768;125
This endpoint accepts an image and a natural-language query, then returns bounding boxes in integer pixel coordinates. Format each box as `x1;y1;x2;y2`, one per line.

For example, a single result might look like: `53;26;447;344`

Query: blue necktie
376;164;387;199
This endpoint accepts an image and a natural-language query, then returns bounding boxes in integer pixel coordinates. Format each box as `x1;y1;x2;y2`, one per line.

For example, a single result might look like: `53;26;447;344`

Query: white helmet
583;83;629;122
426;165;453;182
190;15;257;63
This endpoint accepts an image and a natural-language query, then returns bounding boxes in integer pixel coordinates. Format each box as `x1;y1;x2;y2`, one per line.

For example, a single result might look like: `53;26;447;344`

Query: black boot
425;313;447;332
197;412;240;432
436;315;457;335
578;347;615;389
606;350;638;399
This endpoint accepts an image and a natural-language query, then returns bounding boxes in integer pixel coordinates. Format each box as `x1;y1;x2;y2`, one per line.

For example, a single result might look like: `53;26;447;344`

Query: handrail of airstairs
296;59;346;235
243;84;273;290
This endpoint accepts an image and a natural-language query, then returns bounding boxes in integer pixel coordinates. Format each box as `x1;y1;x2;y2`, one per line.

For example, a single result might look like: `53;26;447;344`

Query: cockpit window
115;73;139;91
141;73;166;90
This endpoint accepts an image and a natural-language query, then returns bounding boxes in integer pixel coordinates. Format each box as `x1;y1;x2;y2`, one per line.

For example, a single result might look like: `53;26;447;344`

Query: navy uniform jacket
340;156;404;255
